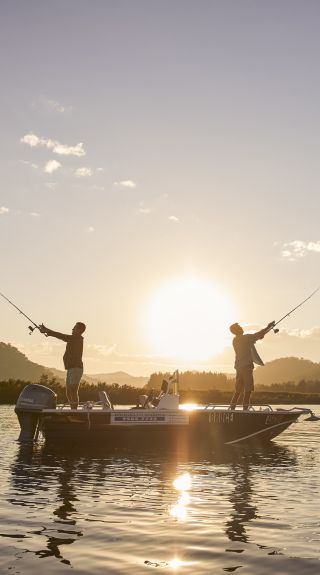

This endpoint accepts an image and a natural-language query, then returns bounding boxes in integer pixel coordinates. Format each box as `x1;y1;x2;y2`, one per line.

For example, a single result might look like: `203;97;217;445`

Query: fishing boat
15;376;319;447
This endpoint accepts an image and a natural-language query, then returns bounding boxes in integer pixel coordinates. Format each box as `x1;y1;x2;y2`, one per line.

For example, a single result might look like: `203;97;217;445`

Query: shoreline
1;384;320;406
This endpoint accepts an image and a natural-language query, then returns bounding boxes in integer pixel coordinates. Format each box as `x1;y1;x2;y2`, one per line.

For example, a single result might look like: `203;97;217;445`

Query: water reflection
224;443;298;545
7;439;299;572
10;444;83;567
170;472;192;521
225;458;257;543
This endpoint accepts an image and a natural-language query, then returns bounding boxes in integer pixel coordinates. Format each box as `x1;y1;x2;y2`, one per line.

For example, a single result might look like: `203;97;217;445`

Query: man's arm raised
253;321;275;341
39;324;71;342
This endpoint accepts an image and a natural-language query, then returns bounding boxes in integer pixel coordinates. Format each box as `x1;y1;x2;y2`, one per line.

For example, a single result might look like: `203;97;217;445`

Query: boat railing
55;401;111;411
204;404;274;412
203;404;320;420
279;406;320;420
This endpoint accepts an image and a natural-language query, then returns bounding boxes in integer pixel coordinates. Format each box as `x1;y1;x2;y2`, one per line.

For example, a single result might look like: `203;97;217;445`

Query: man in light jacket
229;321;275;410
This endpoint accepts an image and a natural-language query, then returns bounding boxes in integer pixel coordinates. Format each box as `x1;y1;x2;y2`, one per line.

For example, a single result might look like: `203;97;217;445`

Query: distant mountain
0;342;50;382
86;371;149;387
255;357;320;386
49;368;148;387
2;341;320;389
0;342;148;388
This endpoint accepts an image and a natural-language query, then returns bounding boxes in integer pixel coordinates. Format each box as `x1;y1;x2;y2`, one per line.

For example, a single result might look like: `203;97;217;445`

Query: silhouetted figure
39;322;86;409
229;321;274;410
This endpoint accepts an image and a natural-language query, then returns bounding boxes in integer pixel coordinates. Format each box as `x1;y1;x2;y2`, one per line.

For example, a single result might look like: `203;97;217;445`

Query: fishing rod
0;291;42;335
272;286;320;334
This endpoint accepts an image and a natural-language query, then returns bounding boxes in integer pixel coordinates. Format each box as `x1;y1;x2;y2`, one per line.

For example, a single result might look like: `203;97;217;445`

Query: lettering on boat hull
209;412;235;424
110;411;189;426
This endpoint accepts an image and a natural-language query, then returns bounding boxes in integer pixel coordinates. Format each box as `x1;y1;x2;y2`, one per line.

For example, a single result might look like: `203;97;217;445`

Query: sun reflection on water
169;472;192;521
173;472;192;491
168;557;194;569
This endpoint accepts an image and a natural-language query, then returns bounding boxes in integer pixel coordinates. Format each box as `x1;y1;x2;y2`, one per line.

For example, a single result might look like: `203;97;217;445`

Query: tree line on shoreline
1;374;320;405
147;370;320;394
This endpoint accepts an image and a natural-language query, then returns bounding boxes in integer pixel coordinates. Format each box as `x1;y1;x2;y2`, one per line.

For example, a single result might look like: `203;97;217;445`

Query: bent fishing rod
0;291;44;335
271;286;320;334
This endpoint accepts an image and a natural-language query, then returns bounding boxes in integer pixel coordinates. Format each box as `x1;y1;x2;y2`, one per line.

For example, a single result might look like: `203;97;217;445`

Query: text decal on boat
265;414;285;425
110;412;189;426
209;412;235;424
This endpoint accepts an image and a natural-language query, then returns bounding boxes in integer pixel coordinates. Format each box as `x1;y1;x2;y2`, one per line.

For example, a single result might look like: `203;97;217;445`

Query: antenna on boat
0;291;42;335
168;370;179;395
272;286;320;334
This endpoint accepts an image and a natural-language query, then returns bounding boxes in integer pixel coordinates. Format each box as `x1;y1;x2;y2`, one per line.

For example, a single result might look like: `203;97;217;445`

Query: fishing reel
28;324;47;336
273;328;279;334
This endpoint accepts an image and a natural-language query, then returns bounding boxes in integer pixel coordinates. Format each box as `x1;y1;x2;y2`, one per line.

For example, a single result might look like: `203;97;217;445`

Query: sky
1;0;320;376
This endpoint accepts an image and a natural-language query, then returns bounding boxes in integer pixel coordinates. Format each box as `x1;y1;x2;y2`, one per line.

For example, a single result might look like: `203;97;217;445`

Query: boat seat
98;391;114;409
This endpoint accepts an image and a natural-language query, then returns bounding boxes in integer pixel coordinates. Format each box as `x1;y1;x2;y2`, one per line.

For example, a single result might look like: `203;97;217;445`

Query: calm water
1;405;320;575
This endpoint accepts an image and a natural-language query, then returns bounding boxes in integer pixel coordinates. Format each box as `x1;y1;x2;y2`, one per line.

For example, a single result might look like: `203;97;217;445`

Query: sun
145;275;235;361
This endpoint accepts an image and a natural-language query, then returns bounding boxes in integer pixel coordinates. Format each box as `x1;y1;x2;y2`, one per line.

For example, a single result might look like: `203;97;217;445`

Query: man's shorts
235;364;254;392
66;367;83;389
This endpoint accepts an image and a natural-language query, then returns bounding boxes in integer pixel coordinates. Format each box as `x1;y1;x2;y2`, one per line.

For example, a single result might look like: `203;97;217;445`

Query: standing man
39;322;86;409
229;321;275;410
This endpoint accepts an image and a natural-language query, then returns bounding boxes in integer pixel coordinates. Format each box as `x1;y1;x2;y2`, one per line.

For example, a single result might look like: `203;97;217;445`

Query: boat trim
225;417;298;445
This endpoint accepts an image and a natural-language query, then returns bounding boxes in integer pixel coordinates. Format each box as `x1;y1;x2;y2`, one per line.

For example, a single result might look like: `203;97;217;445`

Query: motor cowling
15;384;57;442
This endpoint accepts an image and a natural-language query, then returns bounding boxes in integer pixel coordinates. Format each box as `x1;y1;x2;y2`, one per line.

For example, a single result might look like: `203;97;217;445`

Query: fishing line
0;291;42;335
272;286;320;333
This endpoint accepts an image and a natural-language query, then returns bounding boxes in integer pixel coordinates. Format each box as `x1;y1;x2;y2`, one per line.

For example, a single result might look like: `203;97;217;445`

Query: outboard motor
15;384;57;442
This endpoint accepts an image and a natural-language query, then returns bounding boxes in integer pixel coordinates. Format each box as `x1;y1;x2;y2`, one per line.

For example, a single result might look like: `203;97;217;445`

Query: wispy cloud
33;96;72;114
44;160;61;174
19;160;38;169
75;167;93;177
45;182;57;191
0;206;9;215
29;212;40;217
42;98;67;114
87;226;95;233
87;343;117;357
114;180;137;188
47;99;65;113
52;142;85;156
282;327;320;338
21;133;86;157
169;215;179;222
280;240;320;260
84;344;205;372
138;201;151;214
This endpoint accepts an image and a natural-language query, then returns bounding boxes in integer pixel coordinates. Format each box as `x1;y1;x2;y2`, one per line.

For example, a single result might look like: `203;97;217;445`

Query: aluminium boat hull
39;407;301;447
15;383;312;447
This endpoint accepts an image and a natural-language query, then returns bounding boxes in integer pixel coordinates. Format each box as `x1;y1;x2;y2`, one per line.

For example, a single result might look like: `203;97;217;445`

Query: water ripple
1;406;320;573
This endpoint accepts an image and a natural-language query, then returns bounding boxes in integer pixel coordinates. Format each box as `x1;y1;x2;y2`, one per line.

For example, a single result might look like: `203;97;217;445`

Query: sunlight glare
168;558;195;569
180;403;198;411
169;473;192;521
173;472;192;491
169;558;185;569
145;275;235;360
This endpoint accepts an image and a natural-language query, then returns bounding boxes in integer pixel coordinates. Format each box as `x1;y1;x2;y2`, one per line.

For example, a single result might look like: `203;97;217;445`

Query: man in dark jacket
39;322;86;409
229;321;275;410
